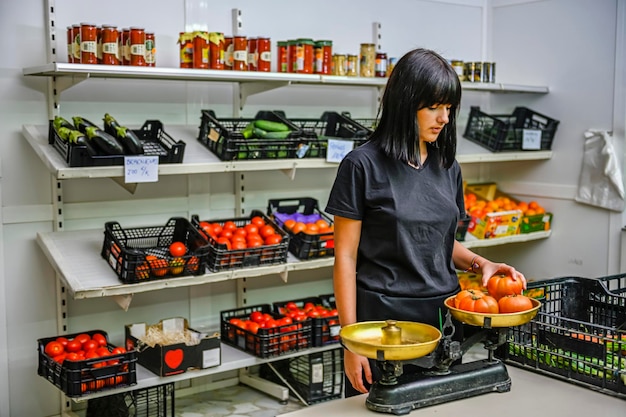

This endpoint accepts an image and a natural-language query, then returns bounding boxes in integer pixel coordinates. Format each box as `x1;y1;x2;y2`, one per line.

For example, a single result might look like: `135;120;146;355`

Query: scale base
366;359;511;415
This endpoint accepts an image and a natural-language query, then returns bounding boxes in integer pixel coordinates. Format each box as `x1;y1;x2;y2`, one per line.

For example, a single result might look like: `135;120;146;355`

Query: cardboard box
126;317;221;377
465;183;523;239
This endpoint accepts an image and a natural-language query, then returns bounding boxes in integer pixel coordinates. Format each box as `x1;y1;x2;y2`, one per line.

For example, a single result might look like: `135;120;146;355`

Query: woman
325;48;526;396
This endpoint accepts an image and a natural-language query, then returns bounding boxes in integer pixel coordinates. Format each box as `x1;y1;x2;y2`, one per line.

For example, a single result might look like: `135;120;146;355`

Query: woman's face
417;104;451;143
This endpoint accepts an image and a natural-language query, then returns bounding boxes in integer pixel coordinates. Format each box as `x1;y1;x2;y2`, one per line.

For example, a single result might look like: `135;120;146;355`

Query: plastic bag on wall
575;130;625;212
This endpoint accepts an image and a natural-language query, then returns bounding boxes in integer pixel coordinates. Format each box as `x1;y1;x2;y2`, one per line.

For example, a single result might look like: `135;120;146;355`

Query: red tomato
250;216;265;227
55;336;69;347
111;346;126;355
82;339;99;352
285;301;299;311
244;223;259;235
169;241;187;257
233;227;247;237
457;294;499;314
45;341;64;357
65;352;81;361
231;240;247;250
211;223;223;236
222;221;237;232
74;333;91;347
487;274;523;300
264;234;282;245
219;230;233;240
454;289;484;308
498;294;534;313
216;237;232;250
65;339;82;353
96;347;111;357
250;311;265;324
247;321;260;334
259;225;275;238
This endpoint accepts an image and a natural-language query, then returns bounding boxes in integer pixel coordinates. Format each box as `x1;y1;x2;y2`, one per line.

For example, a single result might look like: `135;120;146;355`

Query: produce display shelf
23;124;551;180
69;342;341;402
36;228;550;300
23;63;550;94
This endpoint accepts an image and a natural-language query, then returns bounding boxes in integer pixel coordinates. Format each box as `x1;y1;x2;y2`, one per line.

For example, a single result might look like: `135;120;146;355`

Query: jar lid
296;38;315;45
315;40;333;46
277;41;288;46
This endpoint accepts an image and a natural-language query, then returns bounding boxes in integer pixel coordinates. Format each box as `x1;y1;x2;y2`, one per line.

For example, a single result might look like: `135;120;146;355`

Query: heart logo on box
164;349;184;369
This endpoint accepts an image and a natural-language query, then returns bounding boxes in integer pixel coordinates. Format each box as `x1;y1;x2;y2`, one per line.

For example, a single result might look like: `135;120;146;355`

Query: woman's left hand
480;260;526;289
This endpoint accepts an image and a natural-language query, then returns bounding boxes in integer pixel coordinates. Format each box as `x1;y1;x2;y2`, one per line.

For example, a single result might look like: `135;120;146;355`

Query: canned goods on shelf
296;38;314;74
193;31;209;69
359;43;376;77
101;25;119;65
145;32;156;67
121;28;130;65
129;27;146;66
96;27;103;63
208;32;225;70
72;24;81;63
482;62;496;83
375;52;387;77
80;23;97;64
314;40;332;75
178;32;194;68
287;39;298;73
224;37;233;69
247;37;257;71
386;57;398;77
346;54;358;76
465;61;481;83
332;54;346;76
66;26;75;63
277;41;288;73
257;37;271;72
451;60;464;80
232;36;247;71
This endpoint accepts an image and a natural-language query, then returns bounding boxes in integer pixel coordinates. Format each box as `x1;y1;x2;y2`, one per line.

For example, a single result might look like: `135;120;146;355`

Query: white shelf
22;124;551;180
23;63;549;94
36;228;550;300
72;342;341;402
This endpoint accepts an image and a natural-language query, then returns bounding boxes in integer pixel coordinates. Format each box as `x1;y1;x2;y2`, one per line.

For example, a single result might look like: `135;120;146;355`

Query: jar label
259;51;271;62
233;50;247;61
81;41;97;53
102;42;118;55
131;44;146;56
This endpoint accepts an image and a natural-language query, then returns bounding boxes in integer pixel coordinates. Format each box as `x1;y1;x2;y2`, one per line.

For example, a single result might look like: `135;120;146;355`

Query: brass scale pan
340;296;540;361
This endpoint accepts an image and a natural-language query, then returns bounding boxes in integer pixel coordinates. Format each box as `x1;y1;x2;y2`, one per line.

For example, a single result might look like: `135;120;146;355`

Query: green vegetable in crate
241;122;255;139
254;119;290;132
55;125;98;156
83;126;125;155
72;116;100;133
52;116;74;132
103;113;144;155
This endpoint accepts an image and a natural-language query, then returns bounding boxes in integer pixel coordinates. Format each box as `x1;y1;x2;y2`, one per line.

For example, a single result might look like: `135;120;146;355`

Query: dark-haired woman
325;48;526;396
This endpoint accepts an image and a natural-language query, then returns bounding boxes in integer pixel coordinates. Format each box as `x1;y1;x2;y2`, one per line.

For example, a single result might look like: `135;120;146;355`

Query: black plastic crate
260;349;344;405
48;119;186;167
101;217;211;283
276;111;371;157
220;304;312;358
463;106;559;152
497;274;626;398
267;197;334;259
342;112;378;132
197;110;320;160
272;296;340;347
37;329;137;398
191;210;289;272
86;383;175;417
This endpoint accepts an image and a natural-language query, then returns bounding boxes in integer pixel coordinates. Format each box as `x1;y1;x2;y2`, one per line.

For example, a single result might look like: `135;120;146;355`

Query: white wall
0;0;623;415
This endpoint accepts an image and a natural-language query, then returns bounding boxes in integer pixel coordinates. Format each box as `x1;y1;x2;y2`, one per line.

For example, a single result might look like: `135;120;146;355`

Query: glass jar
346;54;358;76
101;25;119;65
295;38;314;74
332;54;347;76
66;26;75;63
121;28;130;65
314;40;332;75
256;37;271;72
208;32;225;70
232;36;247;71
287;39;297;73
72;24;81;63
359;43;376;77
80;23;97;64
224;37;233;70
247;37;257;71
375;52;387;77
145;32;155;67
193;31;209;69
277;41;288;73
451;60;464;80
178;32;194;68
129;27;146;66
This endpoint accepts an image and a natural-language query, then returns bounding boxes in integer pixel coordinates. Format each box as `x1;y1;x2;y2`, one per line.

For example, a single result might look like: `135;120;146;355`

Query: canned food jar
386;57;398;77
224;36;233;70
346;54;358;76
471;61;482;82
296;38;314;74
72;24;81;63
80;23;97;64
287;40;297;73
101;25;119;65
332;54;347;76
121;28;130;65
193;31;209;69
247;37;257;71
129;27;146;66
359;43;376;77
375;52;387;77
451;60;464;80
232;36;247;71
482;62;495;83
66;26;74;63
314;40;332;75
145;32;156;67
208;32;225;70
277;41;288;73
257;37;271;72
96;27;102;63
179;32;194;68
464;62;480;83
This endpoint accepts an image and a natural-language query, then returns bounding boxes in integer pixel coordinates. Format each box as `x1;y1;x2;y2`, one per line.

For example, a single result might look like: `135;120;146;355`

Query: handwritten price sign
326;138;354;163
124;156;159;183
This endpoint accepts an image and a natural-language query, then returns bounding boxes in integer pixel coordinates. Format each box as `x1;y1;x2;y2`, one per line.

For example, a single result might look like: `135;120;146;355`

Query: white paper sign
522;129;542;150
125;156;159;183
326;138;354;163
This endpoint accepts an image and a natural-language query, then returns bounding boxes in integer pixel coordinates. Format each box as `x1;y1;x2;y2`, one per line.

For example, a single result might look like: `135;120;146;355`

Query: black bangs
419;63;462;109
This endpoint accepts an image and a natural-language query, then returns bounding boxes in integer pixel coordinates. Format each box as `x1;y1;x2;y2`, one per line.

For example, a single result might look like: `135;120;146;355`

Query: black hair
369;48;462;168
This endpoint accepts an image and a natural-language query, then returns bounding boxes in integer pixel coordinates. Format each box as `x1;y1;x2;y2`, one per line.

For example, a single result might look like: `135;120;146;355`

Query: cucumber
264;131;291;139
253;127;268;139
241;122;255;139
72;116;99;134
254;119;289;132
84;126;125;155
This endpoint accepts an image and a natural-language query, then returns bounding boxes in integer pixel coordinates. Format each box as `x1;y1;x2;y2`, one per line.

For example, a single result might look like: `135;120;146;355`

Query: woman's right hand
344;349;372;393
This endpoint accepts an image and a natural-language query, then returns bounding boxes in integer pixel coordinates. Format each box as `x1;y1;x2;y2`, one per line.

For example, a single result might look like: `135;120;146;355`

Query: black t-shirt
325;141;465;299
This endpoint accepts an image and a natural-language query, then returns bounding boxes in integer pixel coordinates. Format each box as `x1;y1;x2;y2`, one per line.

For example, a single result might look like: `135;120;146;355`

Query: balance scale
340;296;541;415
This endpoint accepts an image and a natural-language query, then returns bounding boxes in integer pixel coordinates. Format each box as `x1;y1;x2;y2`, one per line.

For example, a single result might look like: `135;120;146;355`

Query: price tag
125;156;159;183
522;129;541;150
326;138;354;163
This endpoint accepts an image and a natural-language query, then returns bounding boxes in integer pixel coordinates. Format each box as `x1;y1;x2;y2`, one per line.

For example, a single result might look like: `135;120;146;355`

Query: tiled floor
175;384;307;417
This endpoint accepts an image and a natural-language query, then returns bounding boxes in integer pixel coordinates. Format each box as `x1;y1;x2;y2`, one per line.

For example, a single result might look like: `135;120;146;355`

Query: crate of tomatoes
101;217;211;283
273;297;340;347
220;304;312;358
267;197;334;259
191;210;289;272
37;329;137;397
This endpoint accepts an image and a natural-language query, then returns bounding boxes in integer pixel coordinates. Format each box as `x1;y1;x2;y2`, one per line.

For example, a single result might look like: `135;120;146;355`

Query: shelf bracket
279;165;297;181
55;75;89;94
113;294;134;311
279;270;289;283
111;177;139;194
239;81;290;110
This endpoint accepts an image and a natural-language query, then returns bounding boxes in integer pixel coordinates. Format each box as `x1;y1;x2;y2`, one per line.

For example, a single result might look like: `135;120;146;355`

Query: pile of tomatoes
465;192;547;220
133;241;200;280
198;215;283;251
281;218;334;236
454;274;534;314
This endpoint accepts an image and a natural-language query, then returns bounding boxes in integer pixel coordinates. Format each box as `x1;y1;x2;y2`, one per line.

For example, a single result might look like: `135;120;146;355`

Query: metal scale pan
340;297;541;415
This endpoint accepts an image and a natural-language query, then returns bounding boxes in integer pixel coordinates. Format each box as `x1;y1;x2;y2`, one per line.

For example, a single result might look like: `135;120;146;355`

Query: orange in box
465;183;522;239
